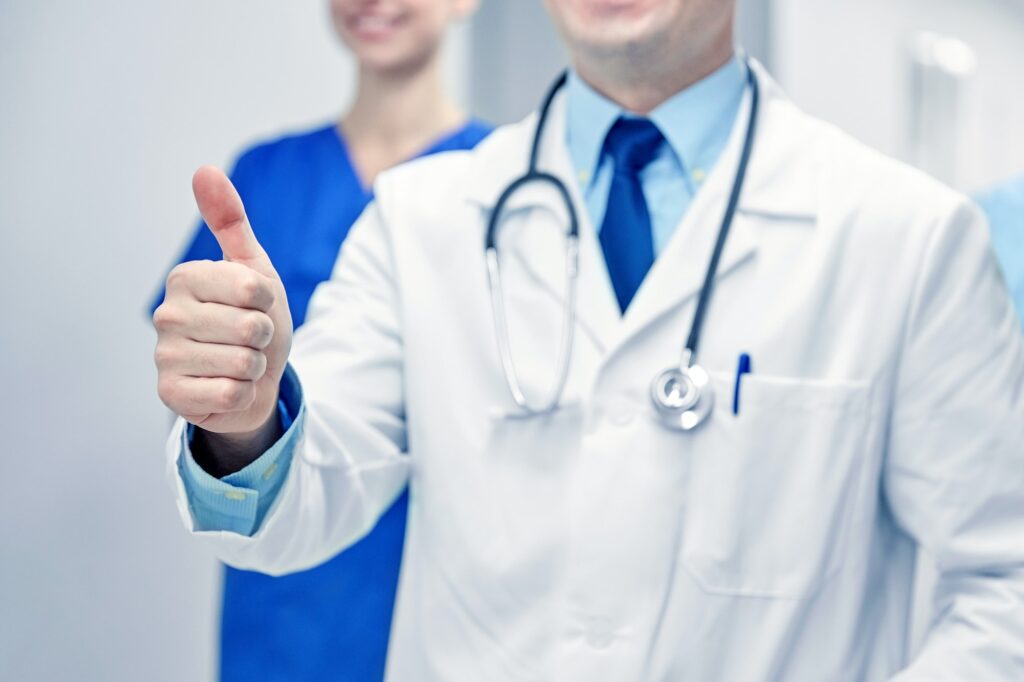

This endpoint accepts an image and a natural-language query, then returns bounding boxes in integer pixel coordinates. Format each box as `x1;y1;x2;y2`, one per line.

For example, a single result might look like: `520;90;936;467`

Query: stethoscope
485;59;760;431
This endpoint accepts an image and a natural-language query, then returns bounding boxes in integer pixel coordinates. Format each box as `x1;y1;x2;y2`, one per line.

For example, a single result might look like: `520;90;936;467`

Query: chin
576;18;669;59
580;0;662;17
336;26;434;74
347;46;414;73
553;0;673;53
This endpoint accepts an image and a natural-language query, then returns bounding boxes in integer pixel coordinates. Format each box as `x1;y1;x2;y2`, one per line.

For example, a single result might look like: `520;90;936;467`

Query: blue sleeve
975;177;1024;327
147;151;259;315
178;365;305;535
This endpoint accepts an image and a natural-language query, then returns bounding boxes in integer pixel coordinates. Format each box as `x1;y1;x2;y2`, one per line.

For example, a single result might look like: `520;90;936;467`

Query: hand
154;167;293;438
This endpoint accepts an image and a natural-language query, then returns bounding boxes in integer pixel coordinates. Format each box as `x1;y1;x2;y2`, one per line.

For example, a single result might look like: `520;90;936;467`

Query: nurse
151;1;489;680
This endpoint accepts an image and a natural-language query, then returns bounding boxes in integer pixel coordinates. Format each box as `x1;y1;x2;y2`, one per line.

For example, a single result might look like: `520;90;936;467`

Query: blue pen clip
733;353;752;416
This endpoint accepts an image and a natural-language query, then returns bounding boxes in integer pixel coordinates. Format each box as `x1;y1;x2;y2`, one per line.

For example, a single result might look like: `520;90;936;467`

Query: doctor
154;0;1024;679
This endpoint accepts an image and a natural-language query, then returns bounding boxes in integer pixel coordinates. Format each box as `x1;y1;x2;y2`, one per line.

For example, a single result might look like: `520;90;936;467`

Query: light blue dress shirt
178;365;304;534
567;54;747;254
179;57;748;534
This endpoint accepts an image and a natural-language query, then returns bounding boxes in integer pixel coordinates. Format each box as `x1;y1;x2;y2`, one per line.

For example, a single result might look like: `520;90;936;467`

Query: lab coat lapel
465;93;621;353
610;61;818;362
463;61;817;366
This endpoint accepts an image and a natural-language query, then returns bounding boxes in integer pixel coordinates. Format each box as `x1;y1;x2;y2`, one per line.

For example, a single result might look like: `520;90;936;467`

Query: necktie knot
603;117;665;173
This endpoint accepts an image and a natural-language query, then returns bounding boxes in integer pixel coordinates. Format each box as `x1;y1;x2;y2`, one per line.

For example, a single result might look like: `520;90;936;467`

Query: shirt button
262;462;278;481
692;167;707;183
224;490;247;501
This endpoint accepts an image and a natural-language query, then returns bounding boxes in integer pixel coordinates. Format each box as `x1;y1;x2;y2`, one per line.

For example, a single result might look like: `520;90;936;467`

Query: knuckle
253;351;268;377
261;315;276;345
156;376;177;407
217;382;241;410
236;348;268;378
234;349;258;378
218;381;252;411
153;342;176;369
165;261;197;290
236;274;262;307
152;304;178;333
240;313;273;347
238;318;259;346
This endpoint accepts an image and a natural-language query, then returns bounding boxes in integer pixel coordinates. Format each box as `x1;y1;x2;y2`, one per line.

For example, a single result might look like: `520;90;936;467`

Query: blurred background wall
773;0;1024;193
0;1;1021;680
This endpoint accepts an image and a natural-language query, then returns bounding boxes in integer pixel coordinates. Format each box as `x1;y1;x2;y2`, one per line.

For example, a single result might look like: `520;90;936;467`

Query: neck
342;54;465;153
574;25;735;114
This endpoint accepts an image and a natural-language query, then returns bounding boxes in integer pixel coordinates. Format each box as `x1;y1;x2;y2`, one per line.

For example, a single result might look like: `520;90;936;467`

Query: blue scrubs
976;175;1024;325
152;120;492;681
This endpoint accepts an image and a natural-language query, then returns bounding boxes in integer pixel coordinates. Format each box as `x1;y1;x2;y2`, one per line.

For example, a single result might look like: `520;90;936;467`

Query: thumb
192;166;276;277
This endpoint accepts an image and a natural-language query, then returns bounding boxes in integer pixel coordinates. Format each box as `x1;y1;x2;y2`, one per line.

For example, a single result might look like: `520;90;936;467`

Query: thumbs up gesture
154;167;293;439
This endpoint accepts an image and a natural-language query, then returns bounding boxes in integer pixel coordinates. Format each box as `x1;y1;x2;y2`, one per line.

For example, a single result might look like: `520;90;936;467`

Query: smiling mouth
346;13;405;40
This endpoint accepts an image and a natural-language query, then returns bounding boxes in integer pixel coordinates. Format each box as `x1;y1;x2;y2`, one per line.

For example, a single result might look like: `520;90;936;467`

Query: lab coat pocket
679;373;874;599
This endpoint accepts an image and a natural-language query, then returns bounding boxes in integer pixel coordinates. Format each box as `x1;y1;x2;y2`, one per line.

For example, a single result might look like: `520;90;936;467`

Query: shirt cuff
178;365;305;535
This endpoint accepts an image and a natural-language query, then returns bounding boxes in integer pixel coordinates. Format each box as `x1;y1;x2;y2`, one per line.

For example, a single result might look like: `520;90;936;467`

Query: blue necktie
599;117;664;312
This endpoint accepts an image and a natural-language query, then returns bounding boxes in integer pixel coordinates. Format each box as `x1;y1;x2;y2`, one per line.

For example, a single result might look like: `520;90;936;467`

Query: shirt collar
566;53;748;187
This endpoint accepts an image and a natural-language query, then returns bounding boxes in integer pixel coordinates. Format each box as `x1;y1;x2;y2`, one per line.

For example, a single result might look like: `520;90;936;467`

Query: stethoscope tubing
684;64;760;361
484;58;759;424
484;72;581;416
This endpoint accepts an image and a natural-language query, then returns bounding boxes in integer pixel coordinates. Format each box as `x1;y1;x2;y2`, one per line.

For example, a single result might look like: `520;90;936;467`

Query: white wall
772;0;1024;193
0;1;466;679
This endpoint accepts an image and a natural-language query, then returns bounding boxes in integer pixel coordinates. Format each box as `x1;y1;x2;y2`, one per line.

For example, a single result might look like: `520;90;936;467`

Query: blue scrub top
152;119;492;681
976;175;1024;327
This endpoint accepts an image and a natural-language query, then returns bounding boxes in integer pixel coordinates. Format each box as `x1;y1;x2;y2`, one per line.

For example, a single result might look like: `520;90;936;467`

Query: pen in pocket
733;352;752;416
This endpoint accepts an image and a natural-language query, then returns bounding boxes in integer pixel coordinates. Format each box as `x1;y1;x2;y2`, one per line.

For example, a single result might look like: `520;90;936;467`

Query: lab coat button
585;626;615;650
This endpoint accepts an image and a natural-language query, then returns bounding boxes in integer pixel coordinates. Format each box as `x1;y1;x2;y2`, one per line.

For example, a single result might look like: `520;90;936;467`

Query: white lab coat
169;61;1024;680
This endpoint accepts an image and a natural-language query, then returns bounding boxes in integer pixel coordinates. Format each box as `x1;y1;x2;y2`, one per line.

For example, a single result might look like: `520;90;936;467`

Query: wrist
193;406;282;478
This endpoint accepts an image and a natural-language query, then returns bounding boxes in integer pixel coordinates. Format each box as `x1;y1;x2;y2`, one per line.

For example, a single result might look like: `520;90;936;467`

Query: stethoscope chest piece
650;363;714;431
